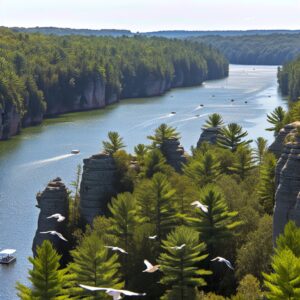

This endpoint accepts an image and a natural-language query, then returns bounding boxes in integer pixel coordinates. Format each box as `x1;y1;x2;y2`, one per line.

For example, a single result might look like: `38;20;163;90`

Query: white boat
0;249;16;264
71;150;80;154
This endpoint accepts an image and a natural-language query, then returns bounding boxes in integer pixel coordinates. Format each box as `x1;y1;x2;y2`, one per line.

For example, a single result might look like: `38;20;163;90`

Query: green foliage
218;123;252;152
102;131;125;155
254;137;268;165
134;143;148;163
266;106;286;134
148;123;180;148
203;113;224;128
16;240;67;300
232;274;262;300
159;226;211;300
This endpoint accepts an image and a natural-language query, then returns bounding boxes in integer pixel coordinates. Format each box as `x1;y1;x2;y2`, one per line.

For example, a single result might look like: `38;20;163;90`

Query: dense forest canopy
190;34;300;65
0;27;228;139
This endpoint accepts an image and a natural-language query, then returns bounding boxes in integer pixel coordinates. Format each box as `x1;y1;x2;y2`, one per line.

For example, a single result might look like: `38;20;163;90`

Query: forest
0;27;228;139
190;34;300;65
16;103;300;299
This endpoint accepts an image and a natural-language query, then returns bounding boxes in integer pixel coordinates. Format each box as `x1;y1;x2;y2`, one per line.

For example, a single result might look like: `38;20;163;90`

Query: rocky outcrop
0;104;21;140
273;132;300;243
269;122;300;158
161;138;187;172
32;177;69;256
80;153;117;225
197;127;221;148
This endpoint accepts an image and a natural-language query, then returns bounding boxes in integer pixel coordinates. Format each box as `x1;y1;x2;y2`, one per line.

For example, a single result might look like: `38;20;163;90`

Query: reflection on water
0;65;287;299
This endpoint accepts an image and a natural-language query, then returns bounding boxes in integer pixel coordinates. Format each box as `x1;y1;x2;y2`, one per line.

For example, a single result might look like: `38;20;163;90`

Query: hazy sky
1;0;299;31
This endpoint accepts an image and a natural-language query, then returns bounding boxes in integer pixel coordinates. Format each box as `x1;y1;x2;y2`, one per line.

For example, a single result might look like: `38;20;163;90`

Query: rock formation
80;152;117;225
32;177;69;256
197;127;221;148
0;104;21;140
269;122;300;158
161;138;187;172
273;130;300;243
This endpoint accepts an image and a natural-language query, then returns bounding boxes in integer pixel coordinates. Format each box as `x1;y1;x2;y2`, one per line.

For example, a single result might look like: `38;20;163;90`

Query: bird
40;231;68;241
211;256;234;270
47;213;65;222
148;235;157;240
191;201;208;213
143;259;160;273
105;246;128;254
170;243;186;250
79;284;146;300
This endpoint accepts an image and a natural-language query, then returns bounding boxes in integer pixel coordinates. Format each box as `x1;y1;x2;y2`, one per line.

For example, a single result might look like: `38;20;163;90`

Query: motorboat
71;150;80;154
170;112;176;115
0;249;16;264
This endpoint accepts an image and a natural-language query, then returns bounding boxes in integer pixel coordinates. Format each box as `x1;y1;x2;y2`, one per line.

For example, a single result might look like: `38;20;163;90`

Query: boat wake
169;113;209;125
21;153;76;168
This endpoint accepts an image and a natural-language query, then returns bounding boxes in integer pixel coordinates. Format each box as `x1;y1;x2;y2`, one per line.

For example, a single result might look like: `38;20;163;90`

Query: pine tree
66;234;123;299
147;123;180;148
189;185;240;255
257;153;276;214
254;137;268;165
159;226;211;300
203;113;224;128
218;123;252;152
266;106;286;134
134;143;148;163
183;152;220;187
102;131;125;155
263;249;300;300
16;240;67;300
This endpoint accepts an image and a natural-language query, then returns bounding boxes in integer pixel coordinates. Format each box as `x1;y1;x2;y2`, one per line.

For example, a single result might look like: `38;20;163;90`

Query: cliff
79;152;117;225
273;129;300;243
0;103;21;140
197;127;222;148
32;177;69;257
161;138;187;172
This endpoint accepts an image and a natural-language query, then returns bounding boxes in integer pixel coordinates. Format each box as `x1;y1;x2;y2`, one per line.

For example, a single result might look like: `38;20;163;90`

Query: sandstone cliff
80;153;117;225
273;129;300;243
197;127;221;148
161;138;187;172
0;104;21;140
32;177;69;256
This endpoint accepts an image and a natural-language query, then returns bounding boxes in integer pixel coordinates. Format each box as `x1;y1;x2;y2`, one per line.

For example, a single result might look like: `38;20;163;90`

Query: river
0;65;286;299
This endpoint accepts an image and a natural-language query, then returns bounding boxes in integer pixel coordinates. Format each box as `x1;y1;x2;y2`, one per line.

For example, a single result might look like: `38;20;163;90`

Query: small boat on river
71;150;80;154
0;249;16;264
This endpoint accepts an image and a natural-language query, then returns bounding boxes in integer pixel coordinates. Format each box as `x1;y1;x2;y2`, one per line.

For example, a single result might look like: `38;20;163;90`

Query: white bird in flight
143;259;160;273
170;243;186;250
148;235;157;240
47;213;65;222
40;231;68;242
211;256;234;270
79;284;146;300
191;201;208;213
105;246;128;254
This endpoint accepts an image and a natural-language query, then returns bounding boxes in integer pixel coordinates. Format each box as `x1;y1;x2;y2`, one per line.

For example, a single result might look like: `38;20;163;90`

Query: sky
0;0;299;32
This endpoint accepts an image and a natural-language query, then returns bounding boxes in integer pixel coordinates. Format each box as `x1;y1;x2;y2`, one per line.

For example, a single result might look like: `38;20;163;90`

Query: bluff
273;128;300;243
197;126;221;148
32;178;69;257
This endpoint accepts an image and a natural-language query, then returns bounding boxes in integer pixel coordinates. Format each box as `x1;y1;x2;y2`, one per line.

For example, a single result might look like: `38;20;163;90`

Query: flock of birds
39;199;234;299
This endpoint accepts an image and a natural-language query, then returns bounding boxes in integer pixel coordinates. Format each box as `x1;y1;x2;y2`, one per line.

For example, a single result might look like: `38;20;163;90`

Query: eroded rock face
197;127;221;148
0;105;21;140
32;178;69;256
273;134;300;243
80;153;117;225
269;122;300;158
161;138;187;172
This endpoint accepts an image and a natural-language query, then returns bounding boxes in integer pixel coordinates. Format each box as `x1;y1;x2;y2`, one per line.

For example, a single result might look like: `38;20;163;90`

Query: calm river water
0;65;286;299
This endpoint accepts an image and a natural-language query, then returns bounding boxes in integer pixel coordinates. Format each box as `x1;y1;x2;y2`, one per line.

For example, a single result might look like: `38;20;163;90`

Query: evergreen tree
257;153;276;214
16;240;67;300
102;131;125;155
66;234;123;299
147;123;180;148
134;143;148;163
266;106;286;134
254;137;268;165
189;185;240;255
183;152;220;187
218;123;252;152
159;226;211;300
203;113;224;128
263;249;300;300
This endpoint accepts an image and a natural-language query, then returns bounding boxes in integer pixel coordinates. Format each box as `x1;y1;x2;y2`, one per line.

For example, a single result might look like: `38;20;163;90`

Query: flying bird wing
55;232;68;241
224;259;234;270
40;231;51;234
191;201;200;206
211;257;221;262
120;289;146;296
79;284;108;291
144;259;153;269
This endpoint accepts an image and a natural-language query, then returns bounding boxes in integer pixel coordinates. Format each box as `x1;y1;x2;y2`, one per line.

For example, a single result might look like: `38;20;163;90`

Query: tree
254;137;268;165
257;153;276;214
189;185;240;255
159;226;211;300
218;123;252;152
66;234;123;299
134;143;148;163
232;274;262;300
183;152;220;187
147;123;180;148
16;240;67;300
203;113;224;128
263;248;300;300
266;106;286;134
102;131;125;155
